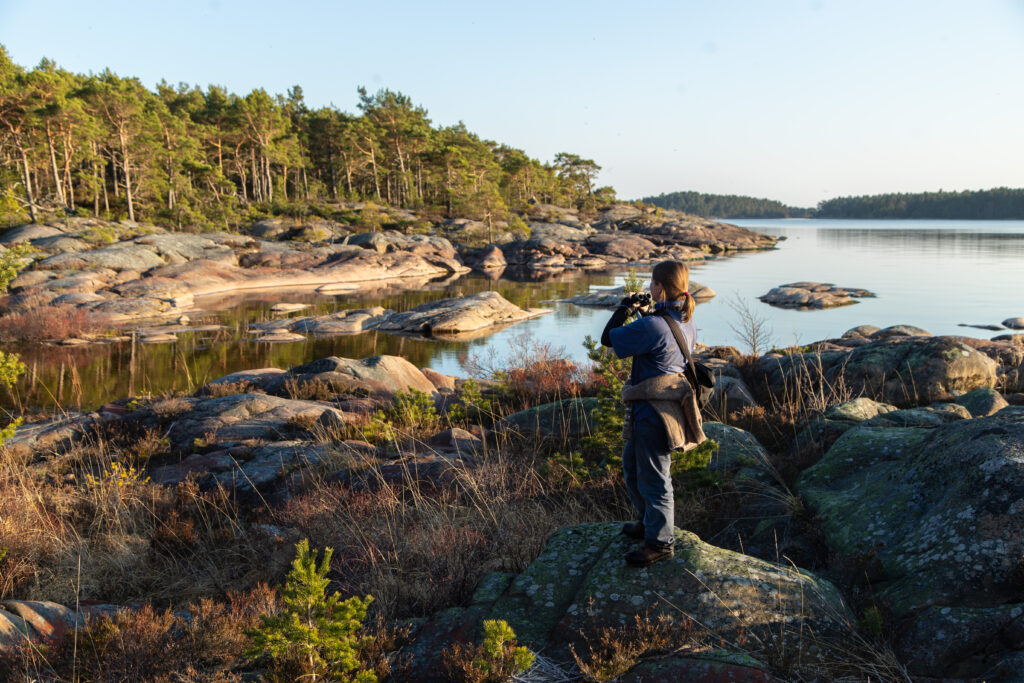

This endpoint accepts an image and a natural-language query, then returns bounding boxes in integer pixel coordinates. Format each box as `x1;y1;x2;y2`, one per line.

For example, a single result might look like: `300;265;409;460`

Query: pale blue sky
2;0;1022;207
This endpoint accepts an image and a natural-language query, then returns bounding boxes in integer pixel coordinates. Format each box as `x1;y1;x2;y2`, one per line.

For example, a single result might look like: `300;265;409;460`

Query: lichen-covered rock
869;324;932;339
895;603;1024;678
797;407;1024;620
486;523;852;660
859;402;970;428
161;393;347;452
497;397;597;442
619;654;781;682
706;375;757;416
790;398;898;465
265;355;437;399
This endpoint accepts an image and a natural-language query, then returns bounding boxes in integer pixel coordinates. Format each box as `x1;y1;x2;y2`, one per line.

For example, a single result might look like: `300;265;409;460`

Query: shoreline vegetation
643;187;1024;220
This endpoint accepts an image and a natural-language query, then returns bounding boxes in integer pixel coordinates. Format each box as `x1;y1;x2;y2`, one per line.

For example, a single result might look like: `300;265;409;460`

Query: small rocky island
758;281;875;309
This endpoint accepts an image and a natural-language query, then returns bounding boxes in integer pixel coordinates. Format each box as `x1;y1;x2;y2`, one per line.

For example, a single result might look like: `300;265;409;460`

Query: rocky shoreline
0;202;774;337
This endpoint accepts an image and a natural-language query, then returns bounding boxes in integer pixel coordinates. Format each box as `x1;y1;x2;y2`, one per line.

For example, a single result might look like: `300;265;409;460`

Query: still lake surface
6;218;1023;410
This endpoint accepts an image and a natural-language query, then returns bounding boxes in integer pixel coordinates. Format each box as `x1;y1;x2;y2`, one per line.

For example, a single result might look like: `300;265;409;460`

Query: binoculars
623;291;653;308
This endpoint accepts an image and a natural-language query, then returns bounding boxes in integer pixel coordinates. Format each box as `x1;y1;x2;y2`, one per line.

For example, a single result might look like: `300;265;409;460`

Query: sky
2;0;1023;208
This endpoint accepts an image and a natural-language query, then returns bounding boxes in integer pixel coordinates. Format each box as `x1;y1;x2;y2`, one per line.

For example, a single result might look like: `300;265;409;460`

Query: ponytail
680;291;696;322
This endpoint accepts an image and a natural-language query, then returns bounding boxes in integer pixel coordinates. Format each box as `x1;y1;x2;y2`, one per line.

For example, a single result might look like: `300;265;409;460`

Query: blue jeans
621;412;675;549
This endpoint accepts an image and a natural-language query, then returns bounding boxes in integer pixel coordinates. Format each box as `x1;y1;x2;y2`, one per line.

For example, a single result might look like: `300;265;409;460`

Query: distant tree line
0;46;613;230
640;191;811;218
815;188;1024;219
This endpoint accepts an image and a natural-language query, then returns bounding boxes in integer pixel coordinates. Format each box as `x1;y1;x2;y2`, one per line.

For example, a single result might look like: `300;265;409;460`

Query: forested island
644;188;1024;220
0;46;612;230
815;188;1024;219
641;190;812;218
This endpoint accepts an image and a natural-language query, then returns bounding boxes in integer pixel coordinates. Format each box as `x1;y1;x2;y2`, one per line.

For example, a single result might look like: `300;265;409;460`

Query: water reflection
3;270;623;411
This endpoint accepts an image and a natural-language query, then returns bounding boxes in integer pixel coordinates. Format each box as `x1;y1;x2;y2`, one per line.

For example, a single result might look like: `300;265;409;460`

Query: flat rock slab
262;354;439;399
759;282;875;309
374;291;551;336
246;331;307;343
271;303;311;313
559;282;715;307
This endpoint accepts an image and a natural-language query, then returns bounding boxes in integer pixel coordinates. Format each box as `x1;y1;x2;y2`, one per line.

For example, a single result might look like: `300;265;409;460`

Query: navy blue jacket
608;308;697;422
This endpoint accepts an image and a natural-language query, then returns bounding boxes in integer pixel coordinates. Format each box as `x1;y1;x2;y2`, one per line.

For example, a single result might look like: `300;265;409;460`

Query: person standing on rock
600;260;706;567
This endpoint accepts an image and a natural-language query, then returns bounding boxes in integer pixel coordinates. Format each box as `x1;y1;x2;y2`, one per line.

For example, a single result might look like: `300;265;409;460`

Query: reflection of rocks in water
959;322;1005;331
248;307;391;337
500;266;578;283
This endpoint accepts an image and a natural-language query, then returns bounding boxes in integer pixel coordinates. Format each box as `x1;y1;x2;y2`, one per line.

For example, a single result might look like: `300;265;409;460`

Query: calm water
5;219;1023;410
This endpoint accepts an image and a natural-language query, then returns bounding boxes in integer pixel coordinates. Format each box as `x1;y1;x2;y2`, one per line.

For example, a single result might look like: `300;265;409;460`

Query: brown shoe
625;543;673;567
620;522;645;540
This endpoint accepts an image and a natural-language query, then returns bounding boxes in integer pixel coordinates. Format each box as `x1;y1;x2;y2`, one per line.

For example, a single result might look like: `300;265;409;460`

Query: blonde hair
652;260;695;322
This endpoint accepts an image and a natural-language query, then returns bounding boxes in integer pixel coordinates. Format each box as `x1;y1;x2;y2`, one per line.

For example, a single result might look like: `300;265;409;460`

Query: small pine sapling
247;539;376;682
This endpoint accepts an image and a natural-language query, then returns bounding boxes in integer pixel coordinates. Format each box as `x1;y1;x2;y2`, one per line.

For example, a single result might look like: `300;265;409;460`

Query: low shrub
0;304;112;341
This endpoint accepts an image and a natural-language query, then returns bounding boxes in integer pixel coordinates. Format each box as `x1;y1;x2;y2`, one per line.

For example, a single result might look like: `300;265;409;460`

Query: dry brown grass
150;395;193;417
4;586;277;682
284;377;336;401
276;449;629;621
0;305;112;342
0;425;289;606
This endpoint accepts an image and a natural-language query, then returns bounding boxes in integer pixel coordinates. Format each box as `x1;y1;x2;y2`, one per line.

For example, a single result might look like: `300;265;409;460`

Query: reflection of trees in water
812;227;1024;257
2;269;630;411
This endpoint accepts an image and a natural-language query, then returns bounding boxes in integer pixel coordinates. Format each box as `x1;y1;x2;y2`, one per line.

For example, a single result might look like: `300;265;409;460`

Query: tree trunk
121;128;135;221
370;148;381;200
101;161;110;213
46;122;66;207
18;144;37;223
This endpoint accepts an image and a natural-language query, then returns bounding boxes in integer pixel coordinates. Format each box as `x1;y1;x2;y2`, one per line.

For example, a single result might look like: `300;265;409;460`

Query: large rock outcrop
757;336;998;406
797;406;1024;677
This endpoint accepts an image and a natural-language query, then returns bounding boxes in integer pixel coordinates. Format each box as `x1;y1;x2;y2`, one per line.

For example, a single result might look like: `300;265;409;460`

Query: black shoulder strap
656;309;700;393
